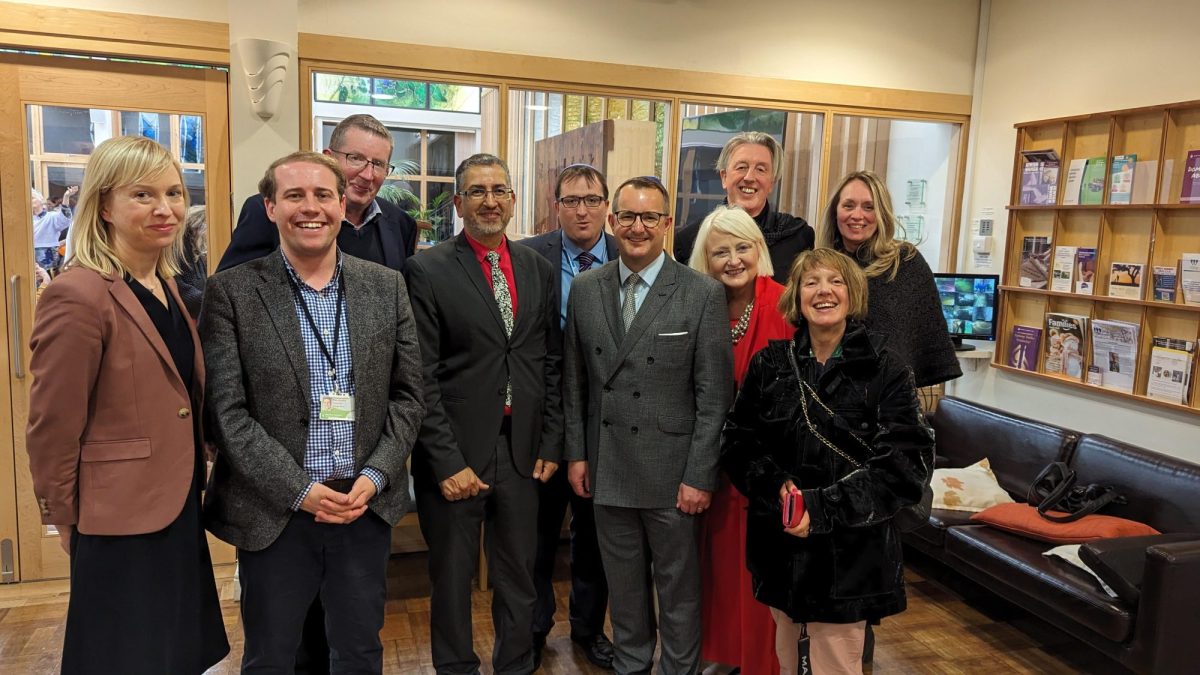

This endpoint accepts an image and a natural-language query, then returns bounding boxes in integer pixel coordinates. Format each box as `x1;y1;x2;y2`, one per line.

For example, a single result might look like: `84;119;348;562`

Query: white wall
956;0;1200;463
298;0;981;95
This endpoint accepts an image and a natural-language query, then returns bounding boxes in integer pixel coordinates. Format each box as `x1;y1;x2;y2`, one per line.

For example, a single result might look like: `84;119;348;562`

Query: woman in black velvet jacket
721;248;934;675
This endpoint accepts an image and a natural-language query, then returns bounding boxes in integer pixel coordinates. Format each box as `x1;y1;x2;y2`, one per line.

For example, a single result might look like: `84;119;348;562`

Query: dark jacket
854;248;962;387
217;195;419;273
673;201;813;284
721;321;934;623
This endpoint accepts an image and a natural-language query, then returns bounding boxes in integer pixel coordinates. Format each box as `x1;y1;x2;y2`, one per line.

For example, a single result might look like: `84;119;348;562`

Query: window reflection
829;115;962;270
675;104;823;230
508;89;671;236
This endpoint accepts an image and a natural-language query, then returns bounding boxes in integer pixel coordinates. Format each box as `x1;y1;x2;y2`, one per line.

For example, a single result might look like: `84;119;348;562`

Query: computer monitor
932;273;999;351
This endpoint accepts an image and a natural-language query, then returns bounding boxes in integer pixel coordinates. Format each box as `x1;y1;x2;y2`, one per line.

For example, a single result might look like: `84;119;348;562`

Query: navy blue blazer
217;194;419;273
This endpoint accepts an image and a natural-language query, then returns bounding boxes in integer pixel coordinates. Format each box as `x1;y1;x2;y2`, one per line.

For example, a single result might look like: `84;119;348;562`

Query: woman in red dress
689;205;797;674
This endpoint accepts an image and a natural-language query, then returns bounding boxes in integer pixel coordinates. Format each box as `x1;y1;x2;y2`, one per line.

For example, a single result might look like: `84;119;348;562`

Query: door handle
10;275;24;379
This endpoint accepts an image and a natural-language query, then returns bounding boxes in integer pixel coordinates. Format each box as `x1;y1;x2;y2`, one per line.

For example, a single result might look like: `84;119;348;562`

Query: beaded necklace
730;298;755;345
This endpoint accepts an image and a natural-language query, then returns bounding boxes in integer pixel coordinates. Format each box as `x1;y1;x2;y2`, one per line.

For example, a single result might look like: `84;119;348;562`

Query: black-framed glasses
458;186;515;201
329;149;395;175
614;210;666;228
558;195;605;209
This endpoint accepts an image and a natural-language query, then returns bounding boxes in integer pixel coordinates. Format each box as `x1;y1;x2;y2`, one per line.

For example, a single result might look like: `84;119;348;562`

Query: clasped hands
567;461;711;515
438;459;558;502
300;475;377;524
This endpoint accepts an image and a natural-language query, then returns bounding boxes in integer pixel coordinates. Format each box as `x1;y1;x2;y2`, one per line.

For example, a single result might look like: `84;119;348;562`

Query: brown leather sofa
907;396;1200;675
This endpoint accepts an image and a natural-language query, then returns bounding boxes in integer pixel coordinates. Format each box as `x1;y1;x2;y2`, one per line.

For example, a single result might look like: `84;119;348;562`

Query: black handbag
787;342;933;533
1027;461;1126;523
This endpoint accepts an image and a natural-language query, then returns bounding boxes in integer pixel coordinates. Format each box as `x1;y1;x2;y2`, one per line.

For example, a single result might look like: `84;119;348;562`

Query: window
828;115;963;270
507;89;671;237
27;104;209;206
314;72;481;114
676;104;824;231
312;73;499;245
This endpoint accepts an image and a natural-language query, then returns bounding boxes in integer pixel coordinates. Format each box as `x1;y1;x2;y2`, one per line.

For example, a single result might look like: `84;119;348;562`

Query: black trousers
417;425;539;675
239;510;391;674
532;468;609;638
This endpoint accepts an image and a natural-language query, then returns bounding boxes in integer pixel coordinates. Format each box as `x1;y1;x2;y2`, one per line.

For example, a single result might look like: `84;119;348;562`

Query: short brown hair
259;151;346;201
555;164;608;200
328;114;393;154
778;247;869;327
612;175;668;212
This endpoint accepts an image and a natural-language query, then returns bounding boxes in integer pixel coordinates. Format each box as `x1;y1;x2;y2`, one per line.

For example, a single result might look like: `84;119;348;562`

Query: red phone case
782;488;805;528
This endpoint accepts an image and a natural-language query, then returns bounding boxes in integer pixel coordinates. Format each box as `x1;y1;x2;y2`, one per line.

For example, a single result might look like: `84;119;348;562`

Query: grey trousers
594;504;701;675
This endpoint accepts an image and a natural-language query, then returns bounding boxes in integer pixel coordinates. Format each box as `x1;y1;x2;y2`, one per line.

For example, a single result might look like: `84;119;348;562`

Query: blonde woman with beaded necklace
688;204;792;675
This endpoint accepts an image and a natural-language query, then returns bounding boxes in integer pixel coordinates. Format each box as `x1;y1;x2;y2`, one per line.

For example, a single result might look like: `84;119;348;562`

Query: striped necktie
577;251;597;272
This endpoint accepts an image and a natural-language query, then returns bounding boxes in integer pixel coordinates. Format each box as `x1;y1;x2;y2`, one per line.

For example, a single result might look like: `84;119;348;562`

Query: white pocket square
657;331;688;336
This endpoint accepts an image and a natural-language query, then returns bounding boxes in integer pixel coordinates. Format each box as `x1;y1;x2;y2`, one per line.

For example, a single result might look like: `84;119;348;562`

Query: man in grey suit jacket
519;164;619;670
406;153;563;675
564;176;734;675
201;152;424;672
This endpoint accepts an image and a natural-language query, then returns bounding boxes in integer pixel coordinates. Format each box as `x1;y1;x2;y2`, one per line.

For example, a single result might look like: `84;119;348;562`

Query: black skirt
61;465;229;674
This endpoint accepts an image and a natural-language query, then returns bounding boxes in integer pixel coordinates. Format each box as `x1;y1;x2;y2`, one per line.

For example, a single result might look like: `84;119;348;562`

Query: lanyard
286;269;346;393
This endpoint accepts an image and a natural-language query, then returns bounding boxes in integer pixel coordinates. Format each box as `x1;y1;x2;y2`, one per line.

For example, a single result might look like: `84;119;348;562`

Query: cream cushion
931;458;1016;513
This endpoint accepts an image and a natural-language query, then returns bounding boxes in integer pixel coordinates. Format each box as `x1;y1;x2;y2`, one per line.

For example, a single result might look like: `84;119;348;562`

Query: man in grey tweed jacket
564;176;734;675
201;151;424;672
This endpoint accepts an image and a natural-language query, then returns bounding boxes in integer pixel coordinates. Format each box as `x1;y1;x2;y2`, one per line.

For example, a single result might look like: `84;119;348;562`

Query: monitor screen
933;273;999;349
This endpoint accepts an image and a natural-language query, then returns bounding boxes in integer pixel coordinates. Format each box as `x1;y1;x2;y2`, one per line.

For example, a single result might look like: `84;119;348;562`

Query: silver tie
486;250;513;406
621;272;641;332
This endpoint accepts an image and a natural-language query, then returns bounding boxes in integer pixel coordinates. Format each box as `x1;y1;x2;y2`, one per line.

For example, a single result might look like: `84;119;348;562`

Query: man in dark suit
518;164;617;670
200;151;424;672
564;177;733;675
217;113;419;274
406;153;563;675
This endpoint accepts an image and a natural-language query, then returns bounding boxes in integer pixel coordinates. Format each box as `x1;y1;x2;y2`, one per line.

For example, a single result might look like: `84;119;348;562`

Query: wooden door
0;52;232;582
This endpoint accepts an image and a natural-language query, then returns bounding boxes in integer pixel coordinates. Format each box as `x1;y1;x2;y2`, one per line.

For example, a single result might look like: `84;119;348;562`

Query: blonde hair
778;248;869;327
817;170;915;282
687;205;774;279
67;135;187;279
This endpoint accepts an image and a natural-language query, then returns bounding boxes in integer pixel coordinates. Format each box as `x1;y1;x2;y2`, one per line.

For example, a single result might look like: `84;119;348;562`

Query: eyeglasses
458;187;515;201
557;195;605;209
329;149;395;175
614;210;666;228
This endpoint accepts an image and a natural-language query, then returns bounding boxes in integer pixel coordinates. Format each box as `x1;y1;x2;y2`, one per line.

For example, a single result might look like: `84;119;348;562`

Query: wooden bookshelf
995;100;1200;416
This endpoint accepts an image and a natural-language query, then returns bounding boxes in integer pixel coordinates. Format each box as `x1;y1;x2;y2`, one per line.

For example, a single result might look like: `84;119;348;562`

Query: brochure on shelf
1090;319;1140;394
1051;246;1076;292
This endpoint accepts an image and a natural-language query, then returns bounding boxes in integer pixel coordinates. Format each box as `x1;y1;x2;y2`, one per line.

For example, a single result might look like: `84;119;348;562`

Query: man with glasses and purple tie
405;153;564;675
563;176;733;675
518;164;619;670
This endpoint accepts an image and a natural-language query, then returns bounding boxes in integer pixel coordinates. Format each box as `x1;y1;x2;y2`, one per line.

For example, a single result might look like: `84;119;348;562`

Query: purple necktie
577;251;597;272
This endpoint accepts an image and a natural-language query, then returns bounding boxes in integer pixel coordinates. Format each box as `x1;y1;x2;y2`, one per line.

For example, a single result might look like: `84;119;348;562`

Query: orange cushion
970;503;1160;544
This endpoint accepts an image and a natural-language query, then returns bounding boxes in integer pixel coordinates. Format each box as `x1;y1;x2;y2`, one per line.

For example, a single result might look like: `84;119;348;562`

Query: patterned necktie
486;250;513;406
621;272;641;332
577;251;597;272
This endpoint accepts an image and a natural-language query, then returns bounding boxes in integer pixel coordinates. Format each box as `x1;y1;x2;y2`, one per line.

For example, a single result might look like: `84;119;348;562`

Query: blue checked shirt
282;254;386;510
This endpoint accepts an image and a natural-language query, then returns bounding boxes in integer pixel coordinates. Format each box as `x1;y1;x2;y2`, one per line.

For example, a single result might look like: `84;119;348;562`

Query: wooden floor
0;547;1128;674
